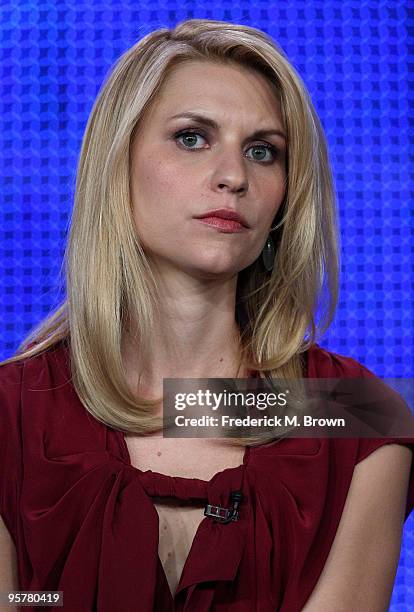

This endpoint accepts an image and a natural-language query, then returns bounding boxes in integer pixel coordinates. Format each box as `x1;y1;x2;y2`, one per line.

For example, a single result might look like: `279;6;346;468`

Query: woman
0;18;413;612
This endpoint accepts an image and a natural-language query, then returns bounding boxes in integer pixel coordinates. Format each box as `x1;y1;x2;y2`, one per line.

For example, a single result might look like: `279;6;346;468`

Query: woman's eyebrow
168;111;287;142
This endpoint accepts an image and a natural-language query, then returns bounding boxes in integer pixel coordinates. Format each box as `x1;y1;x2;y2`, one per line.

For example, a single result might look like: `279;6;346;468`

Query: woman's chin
146;251;251;280
185;261;245;281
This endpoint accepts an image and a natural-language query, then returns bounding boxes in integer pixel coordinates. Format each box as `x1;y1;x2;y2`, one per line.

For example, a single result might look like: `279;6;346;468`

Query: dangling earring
262;234;275;272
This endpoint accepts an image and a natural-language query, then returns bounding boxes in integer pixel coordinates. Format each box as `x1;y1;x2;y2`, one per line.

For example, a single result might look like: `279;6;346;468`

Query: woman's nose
210;147;249;195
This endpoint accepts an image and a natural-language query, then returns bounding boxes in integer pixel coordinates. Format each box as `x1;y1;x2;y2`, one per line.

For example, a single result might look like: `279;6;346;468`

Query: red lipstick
194;208;249;233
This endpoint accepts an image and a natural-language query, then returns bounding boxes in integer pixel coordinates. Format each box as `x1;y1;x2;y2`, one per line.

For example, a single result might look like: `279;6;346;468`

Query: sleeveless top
0;340;413;611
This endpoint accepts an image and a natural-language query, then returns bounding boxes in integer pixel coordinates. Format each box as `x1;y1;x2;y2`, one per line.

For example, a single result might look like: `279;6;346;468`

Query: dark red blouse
1;341;413;611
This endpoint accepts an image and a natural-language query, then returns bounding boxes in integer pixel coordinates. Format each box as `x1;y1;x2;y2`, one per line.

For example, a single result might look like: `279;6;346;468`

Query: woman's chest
152;498;206;596
124;435;246;480
124;436;246;595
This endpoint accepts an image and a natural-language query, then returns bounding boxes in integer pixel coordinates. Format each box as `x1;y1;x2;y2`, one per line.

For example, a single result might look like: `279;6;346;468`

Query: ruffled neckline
112;429;252;602
109;350;309;603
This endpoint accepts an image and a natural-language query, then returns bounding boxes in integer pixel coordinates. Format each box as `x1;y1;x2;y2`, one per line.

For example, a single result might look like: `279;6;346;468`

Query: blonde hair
1;19;339;445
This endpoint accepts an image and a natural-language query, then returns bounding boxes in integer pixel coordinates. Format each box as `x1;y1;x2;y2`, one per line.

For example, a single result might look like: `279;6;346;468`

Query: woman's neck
121;270;248;397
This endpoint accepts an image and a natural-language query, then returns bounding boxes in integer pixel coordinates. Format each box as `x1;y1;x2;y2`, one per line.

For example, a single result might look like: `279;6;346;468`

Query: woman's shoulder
305;343;414;517
0;340;109;549
306;342;375;378
0;339;105;446
0;340;70;411
0;355;25;408
0;343;71;539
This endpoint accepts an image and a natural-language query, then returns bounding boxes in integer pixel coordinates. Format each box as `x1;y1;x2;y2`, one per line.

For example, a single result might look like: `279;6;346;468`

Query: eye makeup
171;125;283;164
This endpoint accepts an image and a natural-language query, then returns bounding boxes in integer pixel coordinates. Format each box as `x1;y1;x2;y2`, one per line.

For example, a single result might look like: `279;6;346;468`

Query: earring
262;234;275;272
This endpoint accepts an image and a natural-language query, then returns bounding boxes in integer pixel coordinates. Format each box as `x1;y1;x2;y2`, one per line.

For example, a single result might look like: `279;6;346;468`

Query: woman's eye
175;130;207;149
246;144;277;163
174;130;278;163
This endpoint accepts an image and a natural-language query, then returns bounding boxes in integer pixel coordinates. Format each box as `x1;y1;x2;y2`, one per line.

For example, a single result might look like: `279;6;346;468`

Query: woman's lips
195;216;247;233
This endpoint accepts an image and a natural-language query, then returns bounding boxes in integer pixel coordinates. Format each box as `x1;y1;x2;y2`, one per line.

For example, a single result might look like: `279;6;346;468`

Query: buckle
204;491;243;524
204;503;238;522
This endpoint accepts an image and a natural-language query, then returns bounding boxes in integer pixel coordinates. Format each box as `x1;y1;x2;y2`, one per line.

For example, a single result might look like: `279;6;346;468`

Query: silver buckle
204;503;238;522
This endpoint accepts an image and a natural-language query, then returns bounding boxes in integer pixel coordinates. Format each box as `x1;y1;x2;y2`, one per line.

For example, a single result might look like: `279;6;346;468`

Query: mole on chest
124;435;246;480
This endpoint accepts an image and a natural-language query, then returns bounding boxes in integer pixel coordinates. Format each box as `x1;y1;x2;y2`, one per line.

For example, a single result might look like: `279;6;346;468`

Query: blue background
0;0;413;608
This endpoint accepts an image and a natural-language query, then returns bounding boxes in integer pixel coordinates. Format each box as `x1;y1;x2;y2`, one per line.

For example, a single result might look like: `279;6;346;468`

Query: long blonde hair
1;19;339;445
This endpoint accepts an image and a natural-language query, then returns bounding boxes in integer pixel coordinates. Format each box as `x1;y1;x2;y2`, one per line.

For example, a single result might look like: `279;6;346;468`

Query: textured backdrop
0;1;413;609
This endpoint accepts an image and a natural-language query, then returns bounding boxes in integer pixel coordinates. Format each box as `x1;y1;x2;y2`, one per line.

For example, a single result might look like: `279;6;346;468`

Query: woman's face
130;60;287;280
